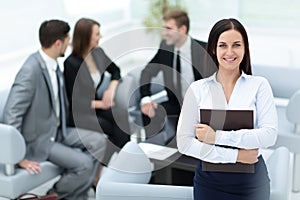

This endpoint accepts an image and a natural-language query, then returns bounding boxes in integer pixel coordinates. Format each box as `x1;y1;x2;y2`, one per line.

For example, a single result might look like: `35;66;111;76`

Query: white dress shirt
39;49;59;117
141;37;194;106
174;37;194;98
177;72;278;163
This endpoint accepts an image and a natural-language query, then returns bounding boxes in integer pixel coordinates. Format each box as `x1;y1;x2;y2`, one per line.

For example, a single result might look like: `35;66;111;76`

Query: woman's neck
216;69;241;103
216;69;240;86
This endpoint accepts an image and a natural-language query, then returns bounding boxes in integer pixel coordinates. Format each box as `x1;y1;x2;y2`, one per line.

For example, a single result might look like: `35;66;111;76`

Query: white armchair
266;147;290;200
253;65;300;192
96;141;290;200
96;141;193;200
0;89;62;199
286;90;300;192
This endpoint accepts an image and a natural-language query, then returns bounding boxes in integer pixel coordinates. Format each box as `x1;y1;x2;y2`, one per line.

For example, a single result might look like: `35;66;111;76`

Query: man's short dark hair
39;19;70;48
163;9;190;33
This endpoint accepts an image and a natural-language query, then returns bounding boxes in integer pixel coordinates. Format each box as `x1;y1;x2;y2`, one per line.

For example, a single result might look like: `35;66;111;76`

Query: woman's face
216;29;244;72
89;24;101;49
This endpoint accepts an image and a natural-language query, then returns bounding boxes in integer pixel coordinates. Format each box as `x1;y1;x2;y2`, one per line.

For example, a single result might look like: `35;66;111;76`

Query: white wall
1;0;300;90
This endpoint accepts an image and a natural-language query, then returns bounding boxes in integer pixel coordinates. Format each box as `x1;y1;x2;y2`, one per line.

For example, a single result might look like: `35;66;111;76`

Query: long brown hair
71;18;100;58
206;18;252;75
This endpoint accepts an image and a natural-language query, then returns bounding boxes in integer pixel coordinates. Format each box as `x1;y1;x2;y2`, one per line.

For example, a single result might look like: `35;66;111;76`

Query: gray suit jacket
4;51;61;161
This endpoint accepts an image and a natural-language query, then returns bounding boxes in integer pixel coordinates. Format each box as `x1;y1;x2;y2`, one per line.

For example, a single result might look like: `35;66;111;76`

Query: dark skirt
193;155;270;200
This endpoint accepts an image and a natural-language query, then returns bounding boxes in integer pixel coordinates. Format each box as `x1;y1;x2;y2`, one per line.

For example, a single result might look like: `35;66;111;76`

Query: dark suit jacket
64;47;121;131
140;38;209;102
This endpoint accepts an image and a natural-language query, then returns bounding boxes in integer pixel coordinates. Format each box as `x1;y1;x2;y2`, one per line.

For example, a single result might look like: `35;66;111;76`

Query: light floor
0;176;299;200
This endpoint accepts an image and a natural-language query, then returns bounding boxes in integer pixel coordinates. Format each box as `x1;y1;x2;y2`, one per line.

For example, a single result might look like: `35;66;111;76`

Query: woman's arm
177;83;240;164
92;79;119;110
102;80;119;107
214;78;278;149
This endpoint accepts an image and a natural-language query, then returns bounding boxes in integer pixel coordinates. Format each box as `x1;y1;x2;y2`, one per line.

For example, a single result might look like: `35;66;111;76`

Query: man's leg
74;128;107;162
164;115;179;147
75;128;108;192
48;142;95;200
142;103;167;139
142;101;180;140
50;128;107;200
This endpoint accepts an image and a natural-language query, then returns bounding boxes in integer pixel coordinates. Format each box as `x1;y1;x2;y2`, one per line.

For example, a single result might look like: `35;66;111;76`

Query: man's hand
18;159;41;174
195;124;216;144
237;149;259;164
141;102;158;118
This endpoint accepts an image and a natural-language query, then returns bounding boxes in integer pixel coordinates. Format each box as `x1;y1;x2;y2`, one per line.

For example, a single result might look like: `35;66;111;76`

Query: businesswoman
64;18;130;150
177;18;277;200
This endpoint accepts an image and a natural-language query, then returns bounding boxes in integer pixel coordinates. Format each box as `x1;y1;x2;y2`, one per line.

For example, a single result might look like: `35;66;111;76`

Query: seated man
139;9;210;145
3;19;107;200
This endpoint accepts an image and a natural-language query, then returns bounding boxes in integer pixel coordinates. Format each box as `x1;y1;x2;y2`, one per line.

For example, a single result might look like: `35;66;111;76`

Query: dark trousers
96;108;130;148
96;108;131;164
142;100;181;143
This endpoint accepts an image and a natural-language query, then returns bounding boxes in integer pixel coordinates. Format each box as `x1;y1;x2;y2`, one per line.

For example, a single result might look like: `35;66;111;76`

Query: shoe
46;188;57;195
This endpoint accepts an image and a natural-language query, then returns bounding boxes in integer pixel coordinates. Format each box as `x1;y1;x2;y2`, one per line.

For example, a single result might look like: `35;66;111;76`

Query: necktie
56;67;67;139
176;51;182;103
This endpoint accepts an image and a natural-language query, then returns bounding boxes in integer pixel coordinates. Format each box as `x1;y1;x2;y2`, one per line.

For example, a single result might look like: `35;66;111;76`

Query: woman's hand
101;88;115;108
237;149;259;164
18;159;41;174
91;100;111;110
195;124;216;144
102;80;119;108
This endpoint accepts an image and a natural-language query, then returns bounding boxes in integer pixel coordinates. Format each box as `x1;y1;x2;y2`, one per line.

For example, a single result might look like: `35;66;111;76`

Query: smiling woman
177;18;278;200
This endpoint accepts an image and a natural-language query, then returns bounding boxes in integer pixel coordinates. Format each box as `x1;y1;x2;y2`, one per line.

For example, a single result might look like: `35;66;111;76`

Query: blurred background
1;0;300;89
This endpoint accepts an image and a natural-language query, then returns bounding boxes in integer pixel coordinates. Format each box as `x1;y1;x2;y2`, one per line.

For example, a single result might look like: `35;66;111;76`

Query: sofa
96;141;290;200
0;88;62;199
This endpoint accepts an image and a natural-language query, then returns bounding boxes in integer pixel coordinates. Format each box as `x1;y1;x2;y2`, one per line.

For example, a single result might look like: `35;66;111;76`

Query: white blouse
176;72;278;163
90;70;101;89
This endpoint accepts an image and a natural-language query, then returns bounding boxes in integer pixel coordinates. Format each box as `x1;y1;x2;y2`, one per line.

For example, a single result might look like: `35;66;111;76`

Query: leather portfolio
200;109;255;173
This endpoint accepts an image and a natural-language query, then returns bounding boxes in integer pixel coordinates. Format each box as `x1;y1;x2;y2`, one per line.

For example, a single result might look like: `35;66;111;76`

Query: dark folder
200;109;255;173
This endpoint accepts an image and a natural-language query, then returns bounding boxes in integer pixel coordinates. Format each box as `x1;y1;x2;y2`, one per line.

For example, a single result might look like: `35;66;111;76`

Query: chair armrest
97;181;193;200
287;90;300;126
0;123;26;175
266;146;290;200
115;75;136;110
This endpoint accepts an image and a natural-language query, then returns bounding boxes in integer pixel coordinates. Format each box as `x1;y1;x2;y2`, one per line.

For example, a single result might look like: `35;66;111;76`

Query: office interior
0;0;299;199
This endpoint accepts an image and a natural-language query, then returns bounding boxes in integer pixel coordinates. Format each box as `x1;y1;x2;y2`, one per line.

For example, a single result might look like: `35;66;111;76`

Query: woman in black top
64;18;130;150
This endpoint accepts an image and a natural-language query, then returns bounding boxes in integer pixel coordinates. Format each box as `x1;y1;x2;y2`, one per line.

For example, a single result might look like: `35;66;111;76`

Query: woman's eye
218;44;226;48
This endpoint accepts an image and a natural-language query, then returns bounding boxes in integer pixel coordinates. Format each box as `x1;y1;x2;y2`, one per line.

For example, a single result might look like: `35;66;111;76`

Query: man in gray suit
4;20;107;200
